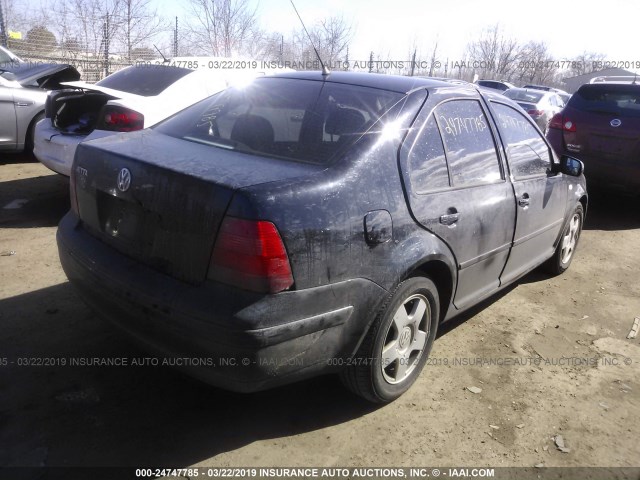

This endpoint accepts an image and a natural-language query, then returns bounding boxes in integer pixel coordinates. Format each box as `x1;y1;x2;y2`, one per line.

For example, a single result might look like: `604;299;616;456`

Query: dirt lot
1;155;639;471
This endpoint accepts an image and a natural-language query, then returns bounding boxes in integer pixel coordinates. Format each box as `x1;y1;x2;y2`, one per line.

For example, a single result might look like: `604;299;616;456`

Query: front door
0;86;17;148
490;101;567;284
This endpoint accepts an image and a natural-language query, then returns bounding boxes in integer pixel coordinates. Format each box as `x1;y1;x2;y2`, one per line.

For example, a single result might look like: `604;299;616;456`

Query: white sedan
34;58;285;176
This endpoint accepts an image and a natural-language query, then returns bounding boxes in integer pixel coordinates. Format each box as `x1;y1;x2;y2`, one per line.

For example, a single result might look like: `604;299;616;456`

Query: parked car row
34;57;289;176
475;77;640;193
474;79;570;131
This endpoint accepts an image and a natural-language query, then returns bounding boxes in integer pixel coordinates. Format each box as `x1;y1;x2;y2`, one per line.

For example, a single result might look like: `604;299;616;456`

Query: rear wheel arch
411;259;454;324
25;110;45;153
579;194;588;217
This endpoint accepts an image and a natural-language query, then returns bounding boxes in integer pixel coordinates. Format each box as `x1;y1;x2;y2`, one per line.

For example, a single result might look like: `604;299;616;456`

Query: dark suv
546;83;640;193
57;72;587;403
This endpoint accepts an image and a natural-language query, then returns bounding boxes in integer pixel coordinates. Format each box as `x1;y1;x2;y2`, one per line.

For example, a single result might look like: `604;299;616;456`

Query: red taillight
98;105;144;132
563;118;576;132
527;109;544;117
548;113;576;132
208;217;294;294
548;113;563;130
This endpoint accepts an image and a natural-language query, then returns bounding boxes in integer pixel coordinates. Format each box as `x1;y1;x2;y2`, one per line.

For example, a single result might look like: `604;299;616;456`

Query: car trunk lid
563;106;640;163
4;63;80;89
46;88;118;135
73;129;321;284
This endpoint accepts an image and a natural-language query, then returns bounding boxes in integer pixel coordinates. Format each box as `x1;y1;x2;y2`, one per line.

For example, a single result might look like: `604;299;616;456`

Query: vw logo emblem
399;327;412;349
117;168;132;192
610;118;622;127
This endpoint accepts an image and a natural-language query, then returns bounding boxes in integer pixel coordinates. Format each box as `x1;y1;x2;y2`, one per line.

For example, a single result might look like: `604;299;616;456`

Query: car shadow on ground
0;174;69;228
583;189;640;231
0;282;380;468
0;152;38;165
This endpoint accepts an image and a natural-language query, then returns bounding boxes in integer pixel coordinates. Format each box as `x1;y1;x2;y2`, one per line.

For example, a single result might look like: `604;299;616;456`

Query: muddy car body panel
57;72;587;397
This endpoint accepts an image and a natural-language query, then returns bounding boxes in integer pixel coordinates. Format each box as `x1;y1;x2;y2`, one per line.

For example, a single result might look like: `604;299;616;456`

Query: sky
6;0;637;70
154;0;637;66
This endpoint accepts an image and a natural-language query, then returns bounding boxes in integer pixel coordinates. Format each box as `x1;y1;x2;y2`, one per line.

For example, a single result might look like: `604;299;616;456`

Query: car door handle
439;213;459;226
518;193;530;208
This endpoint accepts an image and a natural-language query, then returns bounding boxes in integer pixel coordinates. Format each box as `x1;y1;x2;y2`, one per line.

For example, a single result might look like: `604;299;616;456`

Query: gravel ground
1;157;638;471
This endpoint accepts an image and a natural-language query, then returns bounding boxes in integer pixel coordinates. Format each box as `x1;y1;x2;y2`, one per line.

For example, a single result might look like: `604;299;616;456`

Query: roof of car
265;71;455;94
506;87;552;94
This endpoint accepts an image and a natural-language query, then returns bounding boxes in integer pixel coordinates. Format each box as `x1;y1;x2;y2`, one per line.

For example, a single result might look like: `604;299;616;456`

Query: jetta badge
117;168;132;192
610;118;622;127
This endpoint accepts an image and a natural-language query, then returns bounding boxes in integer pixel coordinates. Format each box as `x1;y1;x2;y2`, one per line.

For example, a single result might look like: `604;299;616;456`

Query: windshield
570;84;640;117
96;65;192;96
154;77;405;164
504;89;544;103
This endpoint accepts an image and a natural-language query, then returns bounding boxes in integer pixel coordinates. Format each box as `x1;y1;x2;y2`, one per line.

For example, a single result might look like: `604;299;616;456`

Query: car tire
545;204;584;275
340;276;439;403
25;112;44;155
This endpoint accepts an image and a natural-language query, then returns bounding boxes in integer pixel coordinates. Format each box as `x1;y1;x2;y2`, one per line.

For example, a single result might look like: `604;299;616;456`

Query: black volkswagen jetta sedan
58;71;587;403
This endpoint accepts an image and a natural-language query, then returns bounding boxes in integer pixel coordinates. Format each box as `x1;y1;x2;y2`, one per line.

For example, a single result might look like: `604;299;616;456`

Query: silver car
503;87;565;131
0;46;79;154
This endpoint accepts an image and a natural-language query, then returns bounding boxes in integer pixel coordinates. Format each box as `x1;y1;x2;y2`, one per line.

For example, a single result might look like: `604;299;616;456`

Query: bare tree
314;14;351;64
51;0;121;58
516;41;555;84
186;0;258;56
115;0;167;60
569;51;607;77
466;23;519;81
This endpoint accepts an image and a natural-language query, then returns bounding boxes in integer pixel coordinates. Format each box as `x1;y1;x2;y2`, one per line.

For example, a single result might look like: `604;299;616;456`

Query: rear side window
434;99;502;187
569;84;640;117
96;65;192;96
155;77;403;164
408;115;450;193
492;102;551;179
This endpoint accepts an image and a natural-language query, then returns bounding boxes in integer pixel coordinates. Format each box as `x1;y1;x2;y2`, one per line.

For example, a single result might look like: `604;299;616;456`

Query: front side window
492;102;551;179
155;77;404;164
434;99;502;187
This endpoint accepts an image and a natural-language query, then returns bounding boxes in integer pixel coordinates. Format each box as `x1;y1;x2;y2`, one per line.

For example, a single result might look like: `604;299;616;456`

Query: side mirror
559;155;583;177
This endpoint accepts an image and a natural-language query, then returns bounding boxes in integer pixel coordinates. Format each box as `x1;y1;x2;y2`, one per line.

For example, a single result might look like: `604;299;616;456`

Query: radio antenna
154;44;169;63
289;0;330;76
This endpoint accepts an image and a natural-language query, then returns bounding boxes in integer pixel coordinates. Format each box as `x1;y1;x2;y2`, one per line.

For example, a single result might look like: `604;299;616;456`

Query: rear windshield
96;65;192;96
569;84;640;117
154;77;404;164
504;89;544;103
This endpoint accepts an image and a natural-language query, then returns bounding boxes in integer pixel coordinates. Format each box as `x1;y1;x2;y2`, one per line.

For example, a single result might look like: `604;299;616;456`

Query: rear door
400;89;516;309
490;101;567;284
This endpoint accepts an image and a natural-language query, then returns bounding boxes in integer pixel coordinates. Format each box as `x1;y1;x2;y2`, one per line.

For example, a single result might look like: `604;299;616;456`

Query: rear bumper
57;212;386;392
33;119;83;176
546;128;640;193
